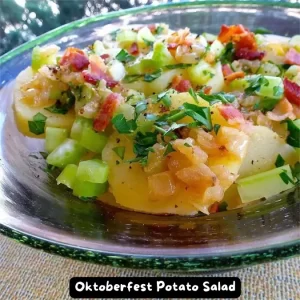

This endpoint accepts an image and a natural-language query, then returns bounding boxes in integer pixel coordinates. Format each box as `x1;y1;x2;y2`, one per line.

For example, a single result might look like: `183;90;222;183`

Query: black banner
69;277;241;298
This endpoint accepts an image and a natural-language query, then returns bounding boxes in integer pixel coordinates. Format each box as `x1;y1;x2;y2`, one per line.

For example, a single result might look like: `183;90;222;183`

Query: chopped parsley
135;101;148;118
155;26;164;35
275;154;285;168
184;142;192;147
291;162;300;182
112;146;126;160
188;88;199;104
286;119;300;148
197;91;236;105
213;124;221;135
157;91;171;108
163;143;175;156
202;70;215;78
116;49;135;63
111;114;137;134
220;42;235;64
279;170;294;185
143;38;154;47
45;90;75;114
123;74;143;83
165;63;192;70
144;69;162;82
28;113;47;135
253;27;272;34
253;97;280;112
245;75;269;96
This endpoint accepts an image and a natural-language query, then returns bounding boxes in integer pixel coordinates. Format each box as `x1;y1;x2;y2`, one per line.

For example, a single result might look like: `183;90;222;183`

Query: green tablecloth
0;235;299;299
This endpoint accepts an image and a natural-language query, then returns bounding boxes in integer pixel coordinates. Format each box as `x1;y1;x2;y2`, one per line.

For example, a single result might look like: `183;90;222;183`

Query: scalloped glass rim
0;0;299;271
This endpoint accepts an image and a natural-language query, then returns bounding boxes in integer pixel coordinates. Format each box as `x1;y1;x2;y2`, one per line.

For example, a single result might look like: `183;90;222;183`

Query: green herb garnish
144;69;162;82
165;63;192;70
112;146;126;160
275;154;285;168
253;27;273;34
279;170;294;185
163;143;175;156
157;91;171;108
155;26;164;35
291;162;300;182
213;124;221;135
45;90;75;114
188;88;199;104
123;74;143;83
220;42;235;64
184;142;192;147
135;101;148;118
286;119;300;148
116;49;135;63
111;114;137;134
197;91;236;105
28;113;47;135
245;75;269;96
253;97;280;112
143;38;154;47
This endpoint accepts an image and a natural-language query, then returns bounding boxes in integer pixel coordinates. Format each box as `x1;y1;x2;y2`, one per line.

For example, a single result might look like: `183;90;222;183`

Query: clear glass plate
0;0;299;272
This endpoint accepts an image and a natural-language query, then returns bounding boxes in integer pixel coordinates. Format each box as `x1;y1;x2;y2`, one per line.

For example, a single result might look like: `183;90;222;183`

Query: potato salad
14;24;300;215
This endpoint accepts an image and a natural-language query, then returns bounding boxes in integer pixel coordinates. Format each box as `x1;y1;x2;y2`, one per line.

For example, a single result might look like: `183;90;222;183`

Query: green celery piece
45;127;68;153
46;139;86;168
152;41;176;67
116;29;137;48
73;180;108;197
126;58;155;75
70;117;93;141
56;164;78;189
187;60;216;85
236;165;295;203
31;46;57;72
80;127;108;153
76;159;109;183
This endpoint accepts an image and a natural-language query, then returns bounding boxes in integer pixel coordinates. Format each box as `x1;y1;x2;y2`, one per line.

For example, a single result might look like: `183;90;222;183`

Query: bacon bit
209;202;219;214
167;43;178;50
93;93;122;132
219;105;244;121
203;86;212;95
217;24;247;43
267;98;296;121
129;42;139;56
82;55;118;88
167;28;193;47
147;24;156;33
285;48;300;66
235;48;265;60
235;33;257;51
172;75;191;92
100;54;110;60
224;71;245;83
222;64;233;77
59;47;89;71
283;78;300;106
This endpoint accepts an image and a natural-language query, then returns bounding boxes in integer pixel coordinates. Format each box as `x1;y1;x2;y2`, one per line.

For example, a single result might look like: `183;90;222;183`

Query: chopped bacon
129;42;139;56
167;28;193;47
224;71;245;83
82;54;118;88
217;24;247;43
93;93;122;132
235;33;257;51
59;47;89;71
203;86;212;95
222;64;233;77
285;48;300;66
167;43;178;50
100;54;110;60
172;75;191;92
209;202;219;214
283;78;300;106
219;105;244;121
267;98;295;121
234;48;265;60
147;24;156;33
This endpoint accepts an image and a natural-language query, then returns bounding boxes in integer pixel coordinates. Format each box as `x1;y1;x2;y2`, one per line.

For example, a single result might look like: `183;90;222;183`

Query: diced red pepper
283;78;300;106
100;54;110;60
172;75;192;92
234;48;265;60
219;105;244;120
59;47;89;71
93;93;122;132
217;24;247;43
285;48;300;66
129;42;139;56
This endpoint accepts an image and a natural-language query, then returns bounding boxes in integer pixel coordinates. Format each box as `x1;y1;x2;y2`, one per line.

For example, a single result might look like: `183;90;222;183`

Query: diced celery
45;127;68;153
201;33;216;43
93;40;105;55
125;90;145;105
31;45;59;72
187;60;216;85
46;139;86;168
73;180;108;197
152;41;176;67
116;29;137;48
115;103;135;120
209;40;224;58
70;117;93;141
76;159;109;183
285;65;300;82
108;60;126;81
137;26;156;48
126;57;155;75
257;62;281;77
56;164;78;189
80;126;108;153
236;165;295;203
136;114;155;134
289;35;300;52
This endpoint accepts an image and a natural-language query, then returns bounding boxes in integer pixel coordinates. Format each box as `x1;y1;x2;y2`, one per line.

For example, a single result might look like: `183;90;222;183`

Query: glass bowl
0;0;299;272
